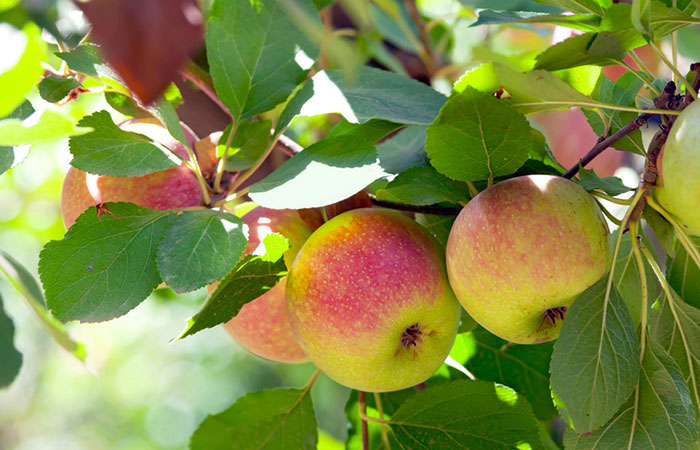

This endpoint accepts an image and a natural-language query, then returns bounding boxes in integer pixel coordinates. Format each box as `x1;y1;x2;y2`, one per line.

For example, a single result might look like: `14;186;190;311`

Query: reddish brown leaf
78;0;203;105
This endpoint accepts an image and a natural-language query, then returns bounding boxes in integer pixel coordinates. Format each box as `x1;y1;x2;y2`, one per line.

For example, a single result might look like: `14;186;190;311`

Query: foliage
2;0;700;448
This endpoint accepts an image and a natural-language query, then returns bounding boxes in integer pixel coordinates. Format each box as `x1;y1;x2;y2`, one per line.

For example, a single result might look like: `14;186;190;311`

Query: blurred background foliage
1;0;699;448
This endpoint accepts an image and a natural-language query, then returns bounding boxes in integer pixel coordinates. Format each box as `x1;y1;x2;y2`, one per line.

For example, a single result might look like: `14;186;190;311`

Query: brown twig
629;126;669;224
276;134;304;155
370;198;462;216
403;0;437;77
181;62;232;119
562;114;650;179
682;62;700;109
358;391;369;450
563;79;684;180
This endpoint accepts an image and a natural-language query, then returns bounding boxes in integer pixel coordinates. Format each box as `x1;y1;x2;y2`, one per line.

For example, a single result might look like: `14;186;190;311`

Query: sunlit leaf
190;388;317;450
550;278;640;433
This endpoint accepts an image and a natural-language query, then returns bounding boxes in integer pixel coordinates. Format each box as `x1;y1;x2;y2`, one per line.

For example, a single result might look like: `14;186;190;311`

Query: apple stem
373;392;391;449
358;391;370;450
214;119;238;194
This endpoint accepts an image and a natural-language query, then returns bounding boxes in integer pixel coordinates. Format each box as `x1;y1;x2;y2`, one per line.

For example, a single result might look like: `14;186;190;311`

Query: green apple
446;175;610;344
221;207;322;364
61;118;203;228
286;208;460;392
655;100;700;235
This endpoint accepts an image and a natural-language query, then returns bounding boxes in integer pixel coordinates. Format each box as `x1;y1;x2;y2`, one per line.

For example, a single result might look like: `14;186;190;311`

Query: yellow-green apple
655;100;700;235
286;208;460;392
221;207;322;364
61;118;204;228
446;175;610;344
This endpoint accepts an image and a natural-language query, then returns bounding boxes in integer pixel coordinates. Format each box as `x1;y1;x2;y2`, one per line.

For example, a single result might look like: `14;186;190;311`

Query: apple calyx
543;306;568;326
400;323;422;348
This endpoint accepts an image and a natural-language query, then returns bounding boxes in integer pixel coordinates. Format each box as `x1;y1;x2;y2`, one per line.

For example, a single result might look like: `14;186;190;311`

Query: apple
221;207;322;364
61;118;204;228
446;175;610;344
221;277;308;364
286;208;460;392
655;100;700;235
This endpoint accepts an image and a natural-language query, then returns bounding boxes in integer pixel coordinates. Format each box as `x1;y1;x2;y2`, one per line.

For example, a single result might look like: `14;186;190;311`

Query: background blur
2;0;700;449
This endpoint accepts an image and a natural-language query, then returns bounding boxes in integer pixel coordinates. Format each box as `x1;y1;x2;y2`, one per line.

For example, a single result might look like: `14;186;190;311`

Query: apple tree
2;0;700;448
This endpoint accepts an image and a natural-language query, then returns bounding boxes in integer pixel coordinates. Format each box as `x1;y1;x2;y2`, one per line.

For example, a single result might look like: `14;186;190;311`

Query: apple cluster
61;119;615;393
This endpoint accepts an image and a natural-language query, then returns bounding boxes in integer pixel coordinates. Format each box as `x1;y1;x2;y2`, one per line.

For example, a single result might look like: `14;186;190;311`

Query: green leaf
156;209;246;294
56;43;120;85
414;213;455;248
530;0;608;15
631;0;654;41
0;22;45;118
277;67;447;134
376;125;427;175
426;87;532;182
0;146;12;175
175;252;288;340
147;98;190;148
579;168;633;196
190;388;318;450
0;109;91;147
381;165;469;206
249;135;386;209
643;205;675;257
612;232;662;325
38;76;80;103
69;110;179;176
472;11;601;31
649;288;700;414
39;203;177;323
555;64;603;97
460;0;564;13
564;338;700;449
326;118;401;142
389;380;544;449
550;278;640;433
104;91;149;118
206;0;320;121
535;3;700;71
489;63;606;114
463;329;557;420
0;250;87;363
260;233;292;263
368;1;418;53
582;73;645;154
219;120;271;171
0;293;22;388
536;32;624;71
666;236;700;309
5;99;34;120
0;100;34;175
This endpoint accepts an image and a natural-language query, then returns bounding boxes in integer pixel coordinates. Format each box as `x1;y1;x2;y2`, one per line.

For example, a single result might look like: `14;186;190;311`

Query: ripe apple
655;100;700;235
446;175;610;344
221;207;322;364
286;208;460;392
221;277;308;364
61;118;204;228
